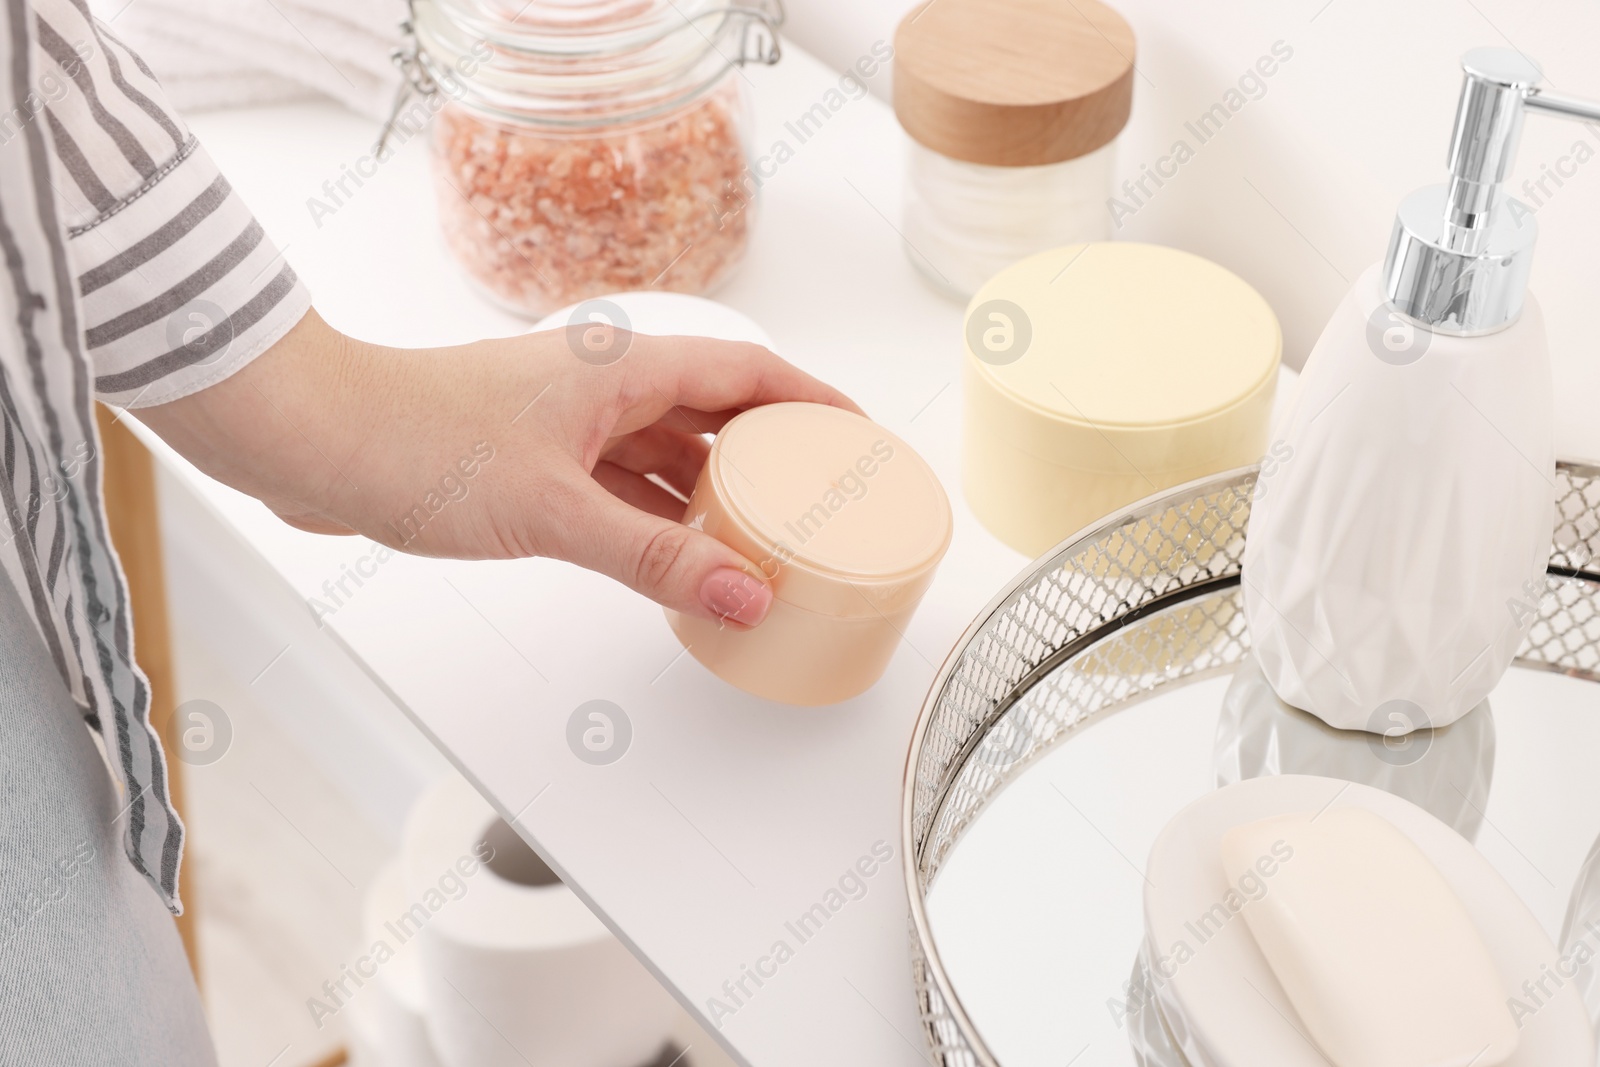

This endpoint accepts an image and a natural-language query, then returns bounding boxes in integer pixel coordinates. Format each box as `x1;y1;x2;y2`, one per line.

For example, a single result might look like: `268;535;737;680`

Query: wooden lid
893;0;1135;167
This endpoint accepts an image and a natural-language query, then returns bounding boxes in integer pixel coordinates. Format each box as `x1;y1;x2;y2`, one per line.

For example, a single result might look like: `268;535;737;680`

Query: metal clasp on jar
377;0;785;154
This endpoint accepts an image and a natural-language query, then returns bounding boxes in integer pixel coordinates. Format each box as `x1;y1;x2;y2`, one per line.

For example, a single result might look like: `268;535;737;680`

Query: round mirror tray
904;462;1600;1067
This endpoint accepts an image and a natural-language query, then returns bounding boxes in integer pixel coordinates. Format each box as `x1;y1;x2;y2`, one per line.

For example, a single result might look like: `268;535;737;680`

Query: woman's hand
138;309;861;626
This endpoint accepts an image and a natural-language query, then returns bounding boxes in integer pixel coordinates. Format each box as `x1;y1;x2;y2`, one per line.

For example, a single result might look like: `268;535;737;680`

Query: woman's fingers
591;461;689;521
270;507;359;536
652;406;733;437
598;424;709;498
610;335;865;436
540;469;772;626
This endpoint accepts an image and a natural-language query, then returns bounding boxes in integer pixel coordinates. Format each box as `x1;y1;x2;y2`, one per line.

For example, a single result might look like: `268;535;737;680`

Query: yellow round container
667;402;953;705
962;242;1281;557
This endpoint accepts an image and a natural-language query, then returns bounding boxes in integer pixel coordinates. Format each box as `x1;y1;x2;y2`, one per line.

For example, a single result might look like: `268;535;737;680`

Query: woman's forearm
142;309;566;552
138;309;379;535
136;307;861;624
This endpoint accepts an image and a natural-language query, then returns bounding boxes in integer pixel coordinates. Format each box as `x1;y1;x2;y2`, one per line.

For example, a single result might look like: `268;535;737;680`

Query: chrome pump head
1384;48;1600;334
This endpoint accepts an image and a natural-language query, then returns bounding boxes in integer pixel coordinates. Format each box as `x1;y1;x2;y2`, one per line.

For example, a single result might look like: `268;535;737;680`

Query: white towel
91;0;408;120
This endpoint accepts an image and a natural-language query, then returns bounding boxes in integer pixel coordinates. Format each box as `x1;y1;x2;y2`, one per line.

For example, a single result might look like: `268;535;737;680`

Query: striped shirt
1;0;310;912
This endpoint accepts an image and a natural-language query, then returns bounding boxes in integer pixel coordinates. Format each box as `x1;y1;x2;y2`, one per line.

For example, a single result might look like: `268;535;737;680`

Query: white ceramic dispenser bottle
1244;49;1598;733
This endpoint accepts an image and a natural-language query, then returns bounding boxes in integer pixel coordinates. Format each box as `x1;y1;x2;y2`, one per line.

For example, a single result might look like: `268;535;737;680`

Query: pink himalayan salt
430;85;753;316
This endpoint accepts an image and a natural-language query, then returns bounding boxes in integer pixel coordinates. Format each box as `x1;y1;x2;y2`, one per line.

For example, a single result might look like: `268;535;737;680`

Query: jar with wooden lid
893;0;1135;299
401;0;782;317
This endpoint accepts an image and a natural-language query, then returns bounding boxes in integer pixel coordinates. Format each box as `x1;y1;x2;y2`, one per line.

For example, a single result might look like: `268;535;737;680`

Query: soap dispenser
1243;49;1596;734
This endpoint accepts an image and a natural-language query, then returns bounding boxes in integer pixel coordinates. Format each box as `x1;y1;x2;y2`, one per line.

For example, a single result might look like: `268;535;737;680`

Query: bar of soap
1221;807;1517;1067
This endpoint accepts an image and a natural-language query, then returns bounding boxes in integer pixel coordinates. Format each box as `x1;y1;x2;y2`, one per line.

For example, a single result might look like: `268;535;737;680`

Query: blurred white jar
892;0;1135;300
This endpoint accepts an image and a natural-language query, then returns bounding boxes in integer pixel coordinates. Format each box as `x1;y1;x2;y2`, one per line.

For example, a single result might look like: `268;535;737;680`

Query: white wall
781;0;1600;459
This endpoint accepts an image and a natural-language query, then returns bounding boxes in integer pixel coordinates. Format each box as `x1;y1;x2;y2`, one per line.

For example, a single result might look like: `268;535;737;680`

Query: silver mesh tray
901;460;1600;1067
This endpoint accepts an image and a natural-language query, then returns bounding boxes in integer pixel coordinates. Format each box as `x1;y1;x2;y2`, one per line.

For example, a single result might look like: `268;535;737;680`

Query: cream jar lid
697;403;952;618
965;242;1281;474
893;0;1135;167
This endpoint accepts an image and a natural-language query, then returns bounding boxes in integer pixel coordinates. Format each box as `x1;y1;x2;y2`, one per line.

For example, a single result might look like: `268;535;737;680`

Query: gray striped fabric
1;0;311;913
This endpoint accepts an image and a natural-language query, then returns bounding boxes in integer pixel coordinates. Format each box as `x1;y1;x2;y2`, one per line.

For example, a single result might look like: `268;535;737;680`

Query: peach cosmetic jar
666;402;953;705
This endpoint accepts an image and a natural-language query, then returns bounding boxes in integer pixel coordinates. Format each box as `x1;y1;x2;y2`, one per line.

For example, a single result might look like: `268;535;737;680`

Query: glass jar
407;0;782;317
